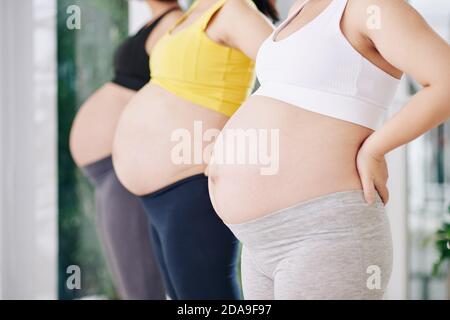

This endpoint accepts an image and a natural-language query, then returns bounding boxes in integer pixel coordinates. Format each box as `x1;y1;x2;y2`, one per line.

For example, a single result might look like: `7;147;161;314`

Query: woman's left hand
356;143;389;205
352;0;450;206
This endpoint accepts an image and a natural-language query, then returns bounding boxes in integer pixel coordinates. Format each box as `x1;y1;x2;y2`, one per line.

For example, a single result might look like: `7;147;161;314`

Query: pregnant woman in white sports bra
208;0;450;299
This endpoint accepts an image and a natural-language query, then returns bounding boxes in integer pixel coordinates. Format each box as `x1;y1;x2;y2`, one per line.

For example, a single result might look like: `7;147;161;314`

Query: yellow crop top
150;0;256;117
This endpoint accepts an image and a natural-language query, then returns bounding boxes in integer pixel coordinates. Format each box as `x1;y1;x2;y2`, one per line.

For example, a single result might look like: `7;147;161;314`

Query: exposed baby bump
208;98;371;224
70;83;135;166
113;86;229;195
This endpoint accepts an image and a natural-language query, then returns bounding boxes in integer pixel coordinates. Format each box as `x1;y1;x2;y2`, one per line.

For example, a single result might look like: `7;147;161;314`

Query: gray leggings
227;190;393;300
82;156;165;299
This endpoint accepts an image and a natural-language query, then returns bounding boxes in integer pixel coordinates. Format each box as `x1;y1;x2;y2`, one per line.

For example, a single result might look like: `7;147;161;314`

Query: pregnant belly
113;84;229;196
208;96;373;224
70;82;135;167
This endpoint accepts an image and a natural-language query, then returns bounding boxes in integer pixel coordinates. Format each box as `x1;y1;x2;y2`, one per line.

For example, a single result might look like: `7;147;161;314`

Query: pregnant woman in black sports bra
69;0;182;299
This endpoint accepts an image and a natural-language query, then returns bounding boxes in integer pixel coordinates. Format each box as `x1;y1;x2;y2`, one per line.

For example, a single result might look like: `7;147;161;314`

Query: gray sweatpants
227;190;393;300
82;156;166;300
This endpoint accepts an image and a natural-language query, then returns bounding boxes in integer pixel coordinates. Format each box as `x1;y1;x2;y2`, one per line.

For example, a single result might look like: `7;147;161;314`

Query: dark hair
252;0;279;22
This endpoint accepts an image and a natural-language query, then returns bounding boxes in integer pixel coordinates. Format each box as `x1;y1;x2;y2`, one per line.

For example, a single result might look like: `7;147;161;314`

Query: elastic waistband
140;174;207;199
226;190;386;248
81;156;114;183
228;190;382;227
112;74;148;91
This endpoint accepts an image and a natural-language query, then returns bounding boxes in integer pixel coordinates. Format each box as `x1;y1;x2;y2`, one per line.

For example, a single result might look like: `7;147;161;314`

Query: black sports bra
112;8;177;91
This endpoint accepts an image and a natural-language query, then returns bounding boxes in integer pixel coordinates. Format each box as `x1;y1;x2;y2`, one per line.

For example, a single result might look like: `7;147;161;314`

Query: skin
208;0;450;224
112;0;275;195
69;0;182;167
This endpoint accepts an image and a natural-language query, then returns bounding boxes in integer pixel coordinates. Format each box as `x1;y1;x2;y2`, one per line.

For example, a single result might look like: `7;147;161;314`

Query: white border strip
0;0;57;300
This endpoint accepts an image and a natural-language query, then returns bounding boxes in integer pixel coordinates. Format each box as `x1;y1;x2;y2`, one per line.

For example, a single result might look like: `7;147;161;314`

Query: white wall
128;0;152;34
384;0;450;300
0;0;57;300
384;85;410;300
278;0;296;19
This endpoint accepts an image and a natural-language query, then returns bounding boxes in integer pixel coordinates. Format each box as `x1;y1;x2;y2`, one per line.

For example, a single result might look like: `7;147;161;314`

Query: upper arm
220;0;275;60
356;0;450;87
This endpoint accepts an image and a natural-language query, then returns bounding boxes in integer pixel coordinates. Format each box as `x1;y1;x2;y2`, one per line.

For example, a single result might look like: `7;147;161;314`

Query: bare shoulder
220;0;263;20
158;9;184;29
152;10;184;35
146;9;183;52
345;0;426;34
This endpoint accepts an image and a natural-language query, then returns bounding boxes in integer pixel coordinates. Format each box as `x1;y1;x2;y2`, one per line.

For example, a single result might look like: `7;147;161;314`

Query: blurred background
0;0;449;300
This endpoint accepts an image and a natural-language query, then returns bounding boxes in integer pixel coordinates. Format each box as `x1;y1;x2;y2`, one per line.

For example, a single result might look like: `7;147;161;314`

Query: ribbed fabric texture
254;0;401;130
150;0;256;117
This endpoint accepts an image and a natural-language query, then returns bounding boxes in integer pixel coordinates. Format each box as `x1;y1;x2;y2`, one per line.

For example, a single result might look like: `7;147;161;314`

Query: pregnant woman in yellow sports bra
113;0;278;299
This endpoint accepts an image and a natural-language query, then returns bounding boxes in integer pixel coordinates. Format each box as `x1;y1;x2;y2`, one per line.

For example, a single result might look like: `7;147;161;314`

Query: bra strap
198;0;228;31
330;0;349;27
145;7;179;33
168;0;201;34
273;0;310;40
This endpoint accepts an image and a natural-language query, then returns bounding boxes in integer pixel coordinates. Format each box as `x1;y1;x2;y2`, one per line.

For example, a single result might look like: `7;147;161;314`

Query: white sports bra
254;0;401;130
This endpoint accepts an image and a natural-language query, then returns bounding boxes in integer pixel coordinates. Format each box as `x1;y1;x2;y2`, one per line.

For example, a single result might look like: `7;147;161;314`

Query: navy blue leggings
140;174;240;300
